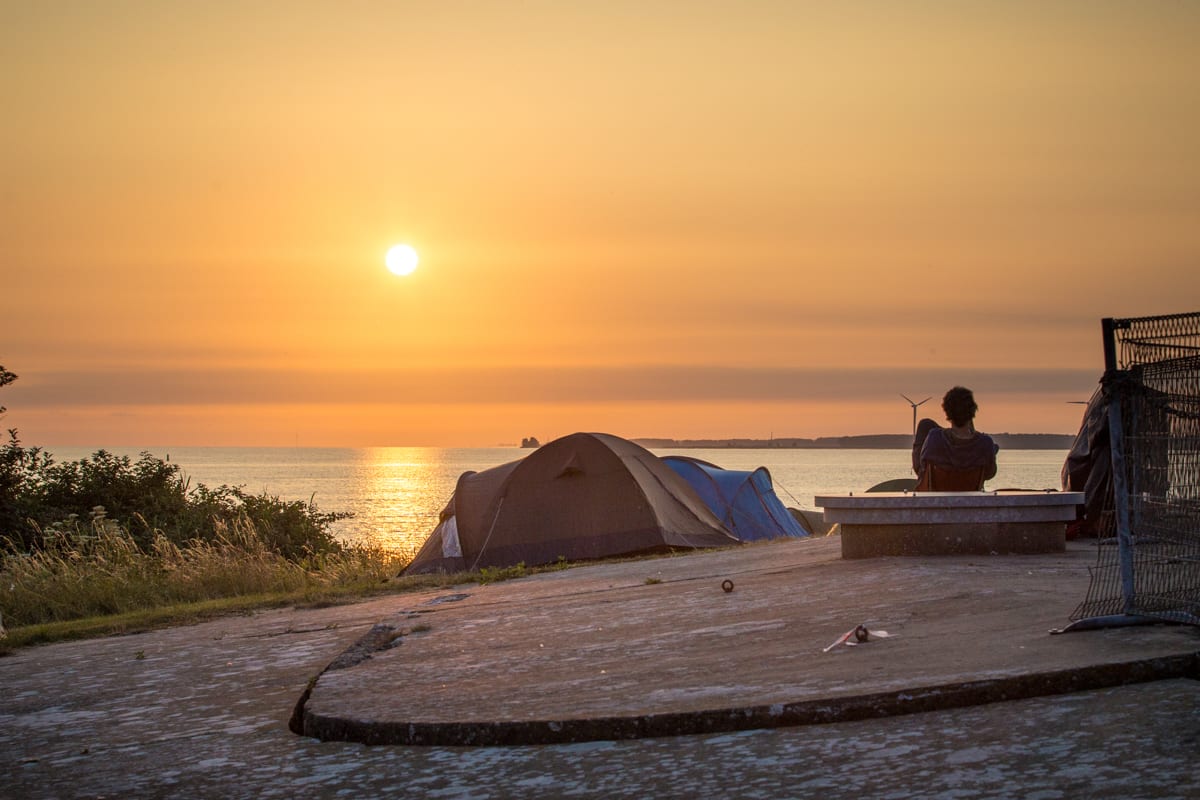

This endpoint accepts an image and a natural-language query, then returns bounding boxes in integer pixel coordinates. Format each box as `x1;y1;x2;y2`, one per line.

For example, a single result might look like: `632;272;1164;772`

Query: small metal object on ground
824;623;894;652
721;580;734;593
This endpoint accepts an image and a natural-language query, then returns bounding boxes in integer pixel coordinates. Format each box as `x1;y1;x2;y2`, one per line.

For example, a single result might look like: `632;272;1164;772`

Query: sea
48;445;1070;554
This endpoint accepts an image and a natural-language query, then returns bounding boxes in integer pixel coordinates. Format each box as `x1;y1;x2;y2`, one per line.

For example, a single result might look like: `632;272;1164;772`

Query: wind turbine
901;393;932;436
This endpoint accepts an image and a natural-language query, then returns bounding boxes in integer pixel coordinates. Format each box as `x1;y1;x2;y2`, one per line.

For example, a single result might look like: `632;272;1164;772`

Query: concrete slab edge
288;623;401;736
290;627;1200;747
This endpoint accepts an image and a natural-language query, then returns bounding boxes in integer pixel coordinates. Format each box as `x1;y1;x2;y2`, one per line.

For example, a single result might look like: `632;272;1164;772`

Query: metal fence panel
1071;312;1200;625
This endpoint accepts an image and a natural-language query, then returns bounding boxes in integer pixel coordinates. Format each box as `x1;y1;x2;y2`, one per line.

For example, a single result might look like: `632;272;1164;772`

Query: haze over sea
50;446;1070;554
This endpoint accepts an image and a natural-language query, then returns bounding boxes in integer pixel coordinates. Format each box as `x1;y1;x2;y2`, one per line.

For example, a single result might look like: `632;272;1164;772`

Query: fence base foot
1050;614;1175;635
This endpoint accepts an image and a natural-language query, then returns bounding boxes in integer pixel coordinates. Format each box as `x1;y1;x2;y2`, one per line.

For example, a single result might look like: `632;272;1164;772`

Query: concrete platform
816;491;1083;558
292;535;1194;747
3;536;1199;799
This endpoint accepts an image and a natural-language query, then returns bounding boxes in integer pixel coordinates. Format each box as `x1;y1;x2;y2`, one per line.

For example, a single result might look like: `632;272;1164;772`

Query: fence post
1102;318;1138;614
1105;380;1137;615
1102;317;1117;371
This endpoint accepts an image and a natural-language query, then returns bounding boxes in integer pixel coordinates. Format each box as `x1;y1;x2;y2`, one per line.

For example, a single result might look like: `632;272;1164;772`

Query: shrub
0;430;54;551
0;434;349;560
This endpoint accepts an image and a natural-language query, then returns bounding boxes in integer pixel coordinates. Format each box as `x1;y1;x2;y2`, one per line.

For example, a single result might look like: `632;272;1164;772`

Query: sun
385;243;419;276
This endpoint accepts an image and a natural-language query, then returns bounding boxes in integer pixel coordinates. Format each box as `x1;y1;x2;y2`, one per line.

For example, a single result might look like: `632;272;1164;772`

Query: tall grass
0;508;410;630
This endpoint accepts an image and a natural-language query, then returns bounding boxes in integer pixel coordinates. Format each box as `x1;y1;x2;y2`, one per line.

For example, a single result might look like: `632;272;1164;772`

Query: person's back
920;427;998;478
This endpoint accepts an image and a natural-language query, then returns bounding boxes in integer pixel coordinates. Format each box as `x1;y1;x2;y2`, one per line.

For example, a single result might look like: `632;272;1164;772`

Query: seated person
913;386;999;488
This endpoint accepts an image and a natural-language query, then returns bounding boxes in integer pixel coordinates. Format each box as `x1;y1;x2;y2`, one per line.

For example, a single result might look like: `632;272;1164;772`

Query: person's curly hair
942;386;978;427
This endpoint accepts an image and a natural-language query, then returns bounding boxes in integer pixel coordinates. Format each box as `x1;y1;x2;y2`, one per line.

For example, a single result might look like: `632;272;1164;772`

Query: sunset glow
3;3;1199;447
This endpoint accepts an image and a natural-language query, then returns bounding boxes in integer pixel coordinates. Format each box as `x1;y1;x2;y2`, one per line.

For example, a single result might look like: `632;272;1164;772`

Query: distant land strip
635;434;1076;450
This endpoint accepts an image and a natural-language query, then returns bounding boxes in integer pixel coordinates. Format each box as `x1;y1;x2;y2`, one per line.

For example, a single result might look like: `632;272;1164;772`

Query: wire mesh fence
1071;311;1200;625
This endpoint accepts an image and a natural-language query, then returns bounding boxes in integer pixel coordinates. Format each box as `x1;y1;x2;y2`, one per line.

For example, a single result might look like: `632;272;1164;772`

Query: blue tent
661;456;810;542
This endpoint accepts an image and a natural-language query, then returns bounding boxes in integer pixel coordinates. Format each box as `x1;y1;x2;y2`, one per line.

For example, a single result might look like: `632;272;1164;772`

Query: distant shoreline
635;433;1075;450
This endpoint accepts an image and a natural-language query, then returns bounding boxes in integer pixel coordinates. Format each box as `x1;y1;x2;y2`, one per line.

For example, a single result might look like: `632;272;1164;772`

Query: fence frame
1058;312;1200;633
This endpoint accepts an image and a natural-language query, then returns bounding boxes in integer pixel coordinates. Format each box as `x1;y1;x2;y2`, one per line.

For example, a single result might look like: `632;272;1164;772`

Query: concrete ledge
815;491;1083;558
839;521;1066;558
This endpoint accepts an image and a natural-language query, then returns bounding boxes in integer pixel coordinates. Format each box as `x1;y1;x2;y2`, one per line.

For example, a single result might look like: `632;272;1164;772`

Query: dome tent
404;433;740;575
661;455;810;542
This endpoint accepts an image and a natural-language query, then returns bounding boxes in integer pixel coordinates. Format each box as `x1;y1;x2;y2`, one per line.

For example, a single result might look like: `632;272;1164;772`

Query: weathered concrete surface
295;536;1196;745
2;536;1199;799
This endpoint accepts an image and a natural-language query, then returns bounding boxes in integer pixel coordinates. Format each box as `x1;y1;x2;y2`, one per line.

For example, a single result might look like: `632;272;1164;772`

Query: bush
0;432;349;560
0;431;53;552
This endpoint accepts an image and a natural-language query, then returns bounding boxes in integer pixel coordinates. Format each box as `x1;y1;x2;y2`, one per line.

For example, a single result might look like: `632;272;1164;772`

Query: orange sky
3;2;1199;447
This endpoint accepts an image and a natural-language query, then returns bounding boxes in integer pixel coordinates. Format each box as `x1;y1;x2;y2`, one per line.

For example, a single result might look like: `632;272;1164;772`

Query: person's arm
912;420;939;475
916;430;944;485
919;429;942;466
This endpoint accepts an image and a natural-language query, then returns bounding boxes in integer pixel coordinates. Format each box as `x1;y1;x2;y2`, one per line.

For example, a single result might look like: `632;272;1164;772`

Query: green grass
0;579;447;650
0;512;468;653
0;568;473;654
477;562;528;584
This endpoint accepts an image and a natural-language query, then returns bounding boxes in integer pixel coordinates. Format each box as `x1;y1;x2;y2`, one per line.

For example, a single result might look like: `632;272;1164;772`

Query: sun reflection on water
350;448;452;553
340;447;516;553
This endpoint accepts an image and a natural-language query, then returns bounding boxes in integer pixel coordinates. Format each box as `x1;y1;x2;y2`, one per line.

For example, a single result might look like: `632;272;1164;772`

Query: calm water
49;446;1068;553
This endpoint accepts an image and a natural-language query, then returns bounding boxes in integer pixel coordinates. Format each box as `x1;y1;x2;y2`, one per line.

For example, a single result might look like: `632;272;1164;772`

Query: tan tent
404;432;740;574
